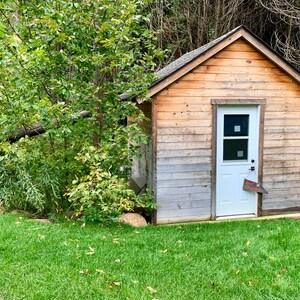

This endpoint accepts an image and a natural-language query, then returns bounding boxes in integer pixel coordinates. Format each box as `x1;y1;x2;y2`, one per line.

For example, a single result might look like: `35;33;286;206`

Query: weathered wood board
151;37;300;224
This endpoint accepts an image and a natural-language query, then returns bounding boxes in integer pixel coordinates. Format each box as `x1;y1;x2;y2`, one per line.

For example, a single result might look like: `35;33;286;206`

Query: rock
61;210;79;219
28;219;52;224
10;209;33;217
118;213;147;227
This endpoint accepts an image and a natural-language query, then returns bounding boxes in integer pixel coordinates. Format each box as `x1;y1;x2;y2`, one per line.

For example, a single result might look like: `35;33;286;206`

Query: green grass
0;214;299;300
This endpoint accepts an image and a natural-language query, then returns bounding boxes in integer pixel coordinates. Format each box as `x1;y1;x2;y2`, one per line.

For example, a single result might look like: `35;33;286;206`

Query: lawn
0;214;299;300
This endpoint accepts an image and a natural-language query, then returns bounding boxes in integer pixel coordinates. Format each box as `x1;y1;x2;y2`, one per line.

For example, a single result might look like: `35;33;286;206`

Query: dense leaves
0;0;161;217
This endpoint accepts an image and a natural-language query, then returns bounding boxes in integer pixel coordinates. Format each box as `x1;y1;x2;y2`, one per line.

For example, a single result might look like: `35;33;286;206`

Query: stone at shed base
28;219;52;224
118;213;147;227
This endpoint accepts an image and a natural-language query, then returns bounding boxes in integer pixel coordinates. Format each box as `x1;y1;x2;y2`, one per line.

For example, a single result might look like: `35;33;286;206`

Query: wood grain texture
153;37;300;223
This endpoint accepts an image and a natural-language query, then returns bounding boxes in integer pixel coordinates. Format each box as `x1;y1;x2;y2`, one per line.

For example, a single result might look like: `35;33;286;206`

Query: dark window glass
224;115;249;137
223;139;248;160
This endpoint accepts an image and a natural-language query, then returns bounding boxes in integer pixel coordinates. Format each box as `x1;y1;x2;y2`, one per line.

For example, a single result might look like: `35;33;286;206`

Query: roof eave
139;26;300;103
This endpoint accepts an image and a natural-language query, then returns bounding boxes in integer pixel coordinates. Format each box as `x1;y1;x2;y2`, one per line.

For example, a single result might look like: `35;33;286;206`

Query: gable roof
153;26;244;87
122;25;300;102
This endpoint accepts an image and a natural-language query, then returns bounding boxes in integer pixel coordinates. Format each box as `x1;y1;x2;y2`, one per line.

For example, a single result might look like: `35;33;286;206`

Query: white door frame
211;99;266;220
216;105;259;218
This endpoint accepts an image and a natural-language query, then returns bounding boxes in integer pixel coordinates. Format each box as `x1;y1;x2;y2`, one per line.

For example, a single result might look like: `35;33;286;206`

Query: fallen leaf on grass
210;280;215;287
113;238;120;244
86;246;95;255
161;249;168;254
79;269;90;274
248;281;253;287
242;252;248;257
81;223;86;228
113;282;121;286
281;268;288;273
275;274;282;278
115;258;121;263
15;221;21;225
246;240;251;247
236;270;240;275
96;269;105;274
147;286;157;293
38;234;45;240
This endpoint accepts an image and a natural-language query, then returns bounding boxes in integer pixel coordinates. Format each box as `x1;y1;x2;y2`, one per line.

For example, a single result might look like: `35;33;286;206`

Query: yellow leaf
147;286;157;293
276;274;282;278
269;256;276;261
242;252;248;257
161;249;168;253
246;240;251;247
96;269;105;274
86;246;95;255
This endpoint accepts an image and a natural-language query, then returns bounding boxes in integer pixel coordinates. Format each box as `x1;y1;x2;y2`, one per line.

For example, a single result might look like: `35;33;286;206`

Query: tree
258;0;300;69
148;0;300;70
0;0;161;217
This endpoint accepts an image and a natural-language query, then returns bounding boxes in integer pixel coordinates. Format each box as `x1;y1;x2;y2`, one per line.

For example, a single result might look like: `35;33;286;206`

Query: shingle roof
153;26;243;87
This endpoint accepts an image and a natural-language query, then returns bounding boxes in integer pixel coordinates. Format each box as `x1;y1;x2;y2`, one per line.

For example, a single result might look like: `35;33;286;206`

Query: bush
67;146;156;222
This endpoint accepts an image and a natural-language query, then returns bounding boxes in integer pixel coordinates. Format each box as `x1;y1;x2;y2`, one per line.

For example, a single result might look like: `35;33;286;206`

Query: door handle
249;166;255;171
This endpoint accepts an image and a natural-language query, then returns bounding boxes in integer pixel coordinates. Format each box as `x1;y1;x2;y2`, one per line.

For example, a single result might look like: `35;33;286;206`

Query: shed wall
131;103;152;191
154;38;300;224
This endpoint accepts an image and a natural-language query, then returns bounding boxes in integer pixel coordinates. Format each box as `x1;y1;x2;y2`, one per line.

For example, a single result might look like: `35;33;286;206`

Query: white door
216;105;259;218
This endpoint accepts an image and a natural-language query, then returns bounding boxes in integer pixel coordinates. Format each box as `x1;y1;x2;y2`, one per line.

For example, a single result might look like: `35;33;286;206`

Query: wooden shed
130;25;300;224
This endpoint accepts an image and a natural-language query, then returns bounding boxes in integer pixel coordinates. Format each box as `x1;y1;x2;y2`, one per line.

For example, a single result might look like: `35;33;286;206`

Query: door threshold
216;214;256;220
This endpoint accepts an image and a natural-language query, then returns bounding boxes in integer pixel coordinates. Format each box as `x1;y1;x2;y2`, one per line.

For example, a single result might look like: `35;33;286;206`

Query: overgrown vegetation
0;1;161;219
0;0;298;220
0;214;300;299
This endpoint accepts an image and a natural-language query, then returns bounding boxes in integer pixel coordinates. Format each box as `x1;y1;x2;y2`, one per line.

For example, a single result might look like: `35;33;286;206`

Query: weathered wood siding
131;103;152;191
154;38;300;224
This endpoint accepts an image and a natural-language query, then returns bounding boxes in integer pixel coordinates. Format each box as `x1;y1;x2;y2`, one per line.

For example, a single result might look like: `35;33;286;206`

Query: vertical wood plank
211;103;217;220
151;98;158;225
258;103;266;216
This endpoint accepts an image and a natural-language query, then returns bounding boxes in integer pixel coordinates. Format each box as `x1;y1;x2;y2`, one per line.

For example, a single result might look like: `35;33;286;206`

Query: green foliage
0;138;63;212
67;146;156;222
0;1;162;216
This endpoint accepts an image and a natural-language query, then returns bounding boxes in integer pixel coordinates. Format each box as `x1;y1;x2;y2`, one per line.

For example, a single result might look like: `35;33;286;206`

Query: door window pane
223;139;248;160
224;115;249;137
